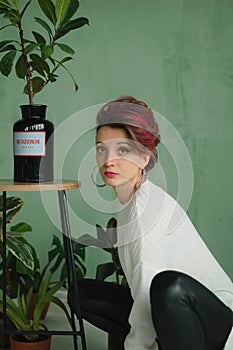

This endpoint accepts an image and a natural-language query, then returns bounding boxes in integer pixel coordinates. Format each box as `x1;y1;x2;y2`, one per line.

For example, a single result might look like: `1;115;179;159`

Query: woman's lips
104;171;118;178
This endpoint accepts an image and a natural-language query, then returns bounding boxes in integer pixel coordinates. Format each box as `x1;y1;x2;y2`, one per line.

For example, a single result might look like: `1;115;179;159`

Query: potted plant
0;194;37;348
0;272;72;350
0;195;34;268
0;194;86;326
0;0;89;182
0;0;88;102
0;195;35;296
16;233;87;319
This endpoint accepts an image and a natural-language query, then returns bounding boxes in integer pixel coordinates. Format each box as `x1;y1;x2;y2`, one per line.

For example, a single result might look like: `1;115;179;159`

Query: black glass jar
13;105;54;182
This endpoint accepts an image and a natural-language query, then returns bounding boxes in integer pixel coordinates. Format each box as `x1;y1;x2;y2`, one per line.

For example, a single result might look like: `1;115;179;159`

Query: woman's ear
140;153;150;170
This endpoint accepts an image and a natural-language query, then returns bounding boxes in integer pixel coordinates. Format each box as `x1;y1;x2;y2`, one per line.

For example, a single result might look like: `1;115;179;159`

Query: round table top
0;179;80;192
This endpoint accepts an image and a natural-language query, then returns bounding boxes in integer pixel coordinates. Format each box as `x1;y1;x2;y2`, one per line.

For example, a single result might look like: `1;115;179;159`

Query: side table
0;180;87;350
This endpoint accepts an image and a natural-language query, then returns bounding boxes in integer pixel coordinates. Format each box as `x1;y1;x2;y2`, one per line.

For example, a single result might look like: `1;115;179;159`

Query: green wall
0;0;233;279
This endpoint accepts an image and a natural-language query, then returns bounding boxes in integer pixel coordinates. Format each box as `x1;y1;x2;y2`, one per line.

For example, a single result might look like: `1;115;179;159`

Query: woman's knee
150;270;181;294
150;270;190;308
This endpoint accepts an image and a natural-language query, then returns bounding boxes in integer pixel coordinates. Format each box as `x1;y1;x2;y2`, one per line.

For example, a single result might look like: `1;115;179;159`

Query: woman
69;96;233;350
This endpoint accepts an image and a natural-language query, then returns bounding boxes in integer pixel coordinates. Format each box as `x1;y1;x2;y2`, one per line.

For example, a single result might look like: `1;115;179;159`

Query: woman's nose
104;151;117;166
104;157;116;167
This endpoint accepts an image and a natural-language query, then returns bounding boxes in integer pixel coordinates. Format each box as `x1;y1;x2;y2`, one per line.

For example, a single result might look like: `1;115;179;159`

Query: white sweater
116;180;233;350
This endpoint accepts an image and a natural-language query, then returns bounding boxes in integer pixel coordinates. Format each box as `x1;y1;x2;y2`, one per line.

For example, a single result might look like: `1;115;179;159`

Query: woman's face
96;126;149;190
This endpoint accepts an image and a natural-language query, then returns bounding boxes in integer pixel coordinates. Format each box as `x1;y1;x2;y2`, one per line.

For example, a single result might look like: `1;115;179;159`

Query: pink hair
96;96;160;171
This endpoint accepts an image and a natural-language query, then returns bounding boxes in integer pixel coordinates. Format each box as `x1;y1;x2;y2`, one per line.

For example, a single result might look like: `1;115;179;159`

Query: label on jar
14;131;46;156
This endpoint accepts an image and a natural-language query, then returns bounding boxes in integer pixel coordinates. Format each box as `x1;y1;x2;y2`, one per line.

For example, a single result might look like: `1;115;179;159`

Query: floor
45;291;108;350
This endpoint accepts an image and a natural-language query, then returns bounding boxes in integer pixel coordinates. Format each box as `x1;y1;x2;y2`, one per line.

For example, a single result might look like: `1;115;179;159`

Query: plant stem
17;18;33;105
51;29;59;47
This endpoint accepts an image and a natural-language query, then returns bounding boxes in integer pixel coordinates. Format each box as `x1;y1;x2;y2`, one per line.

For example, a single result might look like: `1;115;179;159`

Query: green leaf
51;55;79;91
30;53;49;74
60;0;79;27
38;272;51;299
51;234;61;248
32;31;46;46
56;16;89;40
41;44;54;59
23;76;45;95
30;63;45;77
106;217;117;245
23;38;35;44
0;195;23;227
0;9;9;16
0;44;16;52
24;43;39;54
38;0;56;26
33;277;69;330
49;252;63;272
21;0;32;18
34;16;53;38
48;73;58;83
95;262;115;281
0;290;30;331
15;240;40;274
55;0;70;27
6;236;34;270
6;231;23;238
10;222;32;233
48;55;55;65
0;52;16;76
0;40;12;49
55;55;72;64
25;287;33;311
45;277;64;297
51;55;72;73
72;239;86;255
56;42;75;55
74;255;86;277
15;53;26;79
3;8;19;20
0;0;12;9
48;295;72;325
12;0;19;8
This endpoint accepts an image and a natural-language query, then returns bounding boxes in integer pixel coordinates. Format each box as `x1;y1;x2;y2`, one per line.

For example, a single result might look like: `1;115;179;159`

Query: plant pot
0;315;16;349
108;334;125;350
9;335;52;350
13;104;54;182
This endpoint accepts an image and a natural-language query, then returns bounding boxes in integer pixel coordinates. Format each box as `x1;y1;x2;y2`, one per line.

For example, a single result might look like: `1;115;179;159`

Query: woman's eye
118;147;129;155
96;146;105;154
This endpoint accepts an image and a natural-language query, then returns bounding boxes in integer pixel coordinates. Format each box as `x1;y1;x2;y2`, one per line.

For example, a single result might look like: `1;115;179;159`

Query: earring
136;168;146;190
91;165;106;187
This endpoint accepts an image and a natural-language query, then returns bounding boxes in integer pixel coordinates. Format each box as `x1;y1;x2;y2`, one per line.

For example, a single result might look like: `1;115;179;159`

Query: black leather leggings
150;271;233;350
68;278;133;337
68;271;232;350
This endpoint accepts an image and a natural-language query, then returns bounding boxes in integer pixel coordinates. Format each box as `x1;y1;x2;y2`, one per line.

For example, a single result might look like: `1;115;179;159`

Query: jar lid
20;104;47;118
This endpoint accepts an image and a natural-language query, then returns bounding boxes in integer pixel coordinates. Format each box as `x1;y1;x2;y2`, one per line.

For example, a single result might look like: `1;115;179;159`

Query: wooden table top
0;180;80;192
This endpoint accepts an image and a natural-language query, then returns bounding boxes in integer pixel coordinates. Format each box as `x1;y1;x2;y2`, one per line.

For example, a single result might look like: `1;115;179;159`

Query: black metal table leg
58;190;87;350
1;191;8;350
